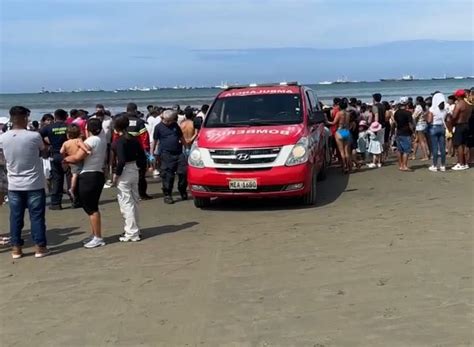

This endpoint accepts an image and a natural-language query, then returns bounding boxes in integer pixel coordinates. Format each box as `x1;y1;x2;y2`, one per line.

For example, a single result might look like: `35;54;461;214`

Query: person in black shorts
64;118;107;249
452;89;473;170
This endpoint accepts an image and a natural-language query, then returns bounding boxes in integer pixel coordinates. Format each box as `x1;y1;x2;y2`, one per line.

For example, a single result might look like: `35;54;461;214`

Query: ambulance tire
317;144;330;182
301;171;317;206
194;197;211;208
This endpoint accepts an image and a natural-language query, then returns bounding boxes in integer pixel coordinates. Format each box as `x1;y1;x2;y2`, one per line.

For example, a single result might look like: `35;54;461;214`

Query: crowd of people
0;103;208;256
325;88;474;173
0;87;472;259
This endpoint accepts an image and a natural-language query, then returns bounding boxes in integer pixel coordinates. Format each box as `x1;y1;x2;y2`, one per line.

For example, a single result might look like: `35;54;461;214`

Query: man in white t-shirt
0;106;49;259
147;108;163;177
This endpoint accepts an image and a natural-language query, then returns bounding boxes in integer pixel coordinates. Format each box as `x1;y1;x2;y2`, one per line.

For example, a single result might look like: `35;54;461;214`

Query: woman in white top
65;118;107;248
426;93;448;172
411;96;430;161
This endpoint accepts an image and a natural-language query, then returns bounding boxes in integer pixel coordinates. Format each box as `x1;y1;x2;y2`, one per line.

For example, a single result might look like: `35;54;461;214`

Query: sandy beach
0;158;472;346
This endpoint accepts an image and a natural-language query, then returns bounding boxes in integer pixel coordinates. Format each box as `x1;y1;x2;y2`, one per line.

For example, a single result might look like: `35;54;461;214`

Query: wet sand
0;158;473;346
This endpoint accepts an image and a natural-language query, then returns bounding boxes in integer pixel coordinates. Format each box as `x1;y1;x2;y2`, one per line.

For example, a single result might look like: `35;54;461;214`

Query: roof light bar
224;82;299;90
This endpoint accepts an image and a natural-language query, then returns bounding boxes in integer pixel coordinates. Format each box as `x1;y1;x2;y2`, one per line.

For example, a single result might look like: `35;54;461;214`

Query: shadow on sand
201;167;350;212
46;222;198;256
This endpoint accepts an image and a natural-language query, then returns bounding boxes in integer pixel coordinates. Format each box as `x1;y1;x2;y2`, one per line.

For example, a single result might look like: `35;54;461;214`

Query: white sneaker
84;237;106;249
367;163;377;168
439;166;446;172
452;163;467;171
376;163;382;168
153;169;160;177
119;235;141;242
428;165;438;172
82;235;94;244
463;164;470;170
103;181;113;189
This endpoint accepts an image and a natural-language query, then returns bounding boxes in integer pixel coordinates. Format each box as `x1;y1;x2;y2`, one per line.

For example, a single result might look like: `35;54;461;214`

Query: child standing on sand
356;120;369;165
367;121;383;168
60;124;90;201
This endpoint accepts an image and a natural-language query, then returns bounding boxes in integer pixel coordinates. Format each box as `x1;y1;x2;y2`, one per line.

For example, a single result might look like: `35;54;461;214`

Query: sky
0;0;473;93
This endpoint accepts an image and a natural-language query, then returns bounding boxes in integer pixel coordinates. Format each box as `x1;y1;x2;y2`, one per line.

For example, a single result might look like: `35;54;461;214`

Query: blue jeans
396;135;412;154
430;125;446;167
8;189;47;247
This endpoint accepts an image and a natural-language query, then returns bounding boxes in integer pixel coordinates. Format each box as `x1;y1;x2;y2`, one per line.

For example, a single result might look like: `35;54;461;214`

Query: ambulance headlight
189;144;205;168
286;137;309;166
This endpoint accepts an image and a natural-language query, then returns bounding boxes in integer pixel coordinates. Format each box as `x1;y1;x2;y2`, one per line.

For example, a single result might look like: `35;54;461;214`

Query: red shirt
72;118;87;135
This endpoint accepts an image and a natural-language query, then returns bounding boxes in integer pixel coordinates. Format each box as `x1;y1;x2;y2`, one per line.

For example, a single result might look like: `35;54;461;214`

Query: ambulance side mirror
309;110;326;125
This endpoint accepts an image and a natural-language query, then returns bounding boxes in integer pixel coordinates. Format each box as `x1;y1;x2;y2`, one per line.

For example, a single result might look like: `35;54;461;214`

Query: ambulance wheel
317;148;328;182
301;171;317;206
194;197;211;208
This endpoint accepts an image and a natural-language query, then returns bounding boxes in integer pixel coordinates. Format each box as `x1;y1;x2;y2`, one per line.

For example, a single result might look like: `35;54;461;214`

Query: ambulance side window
305;91;314;113
306;90;318;112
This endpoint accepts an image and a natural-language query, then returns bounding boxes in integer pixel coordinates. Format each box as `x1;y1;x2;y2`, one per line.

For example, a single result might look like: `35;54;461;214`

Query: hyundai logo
236;153;250;161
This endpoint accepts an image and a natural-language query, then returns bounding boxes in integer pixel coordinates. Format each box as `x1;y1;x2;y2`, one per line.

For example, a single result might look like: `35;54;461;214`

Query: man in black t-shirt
40;109;69;209
393;97;414;171
153;110;188;204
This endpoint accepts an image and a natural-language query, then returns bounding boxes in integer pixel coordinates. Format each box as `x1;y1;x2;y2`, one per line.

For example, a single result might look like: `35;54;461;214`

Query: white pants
117;163;140;238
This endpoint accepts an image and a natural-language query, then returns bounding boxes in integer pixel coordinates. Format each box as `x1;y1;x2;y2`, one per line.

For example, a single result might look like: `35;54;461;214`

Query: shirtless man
180;107;197;155
451;89;473;170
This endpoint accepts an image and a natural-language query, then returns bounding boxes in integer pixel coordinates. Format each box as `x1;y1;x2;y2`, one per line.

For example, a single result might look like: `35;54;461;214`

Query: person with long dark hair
426;93;448;172
411;96;430;161
112;115;147;242
328;99;352;173
64;118;107;248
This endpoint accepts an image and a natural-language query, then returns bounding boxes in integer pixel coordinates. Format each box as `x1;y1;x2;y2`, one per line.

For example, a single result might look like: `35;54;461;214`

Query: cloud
2;0;472;49
1;0;473;92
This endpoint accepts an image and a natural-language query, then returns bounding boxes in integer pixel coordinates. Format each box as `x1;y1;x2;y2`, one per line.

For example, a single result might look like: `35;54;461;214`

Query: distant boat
380;75;418;82
333;76;350;84
318;81;333;85
128;86;151;92
453;76;464;80
431;74;455;80
214;81;229;89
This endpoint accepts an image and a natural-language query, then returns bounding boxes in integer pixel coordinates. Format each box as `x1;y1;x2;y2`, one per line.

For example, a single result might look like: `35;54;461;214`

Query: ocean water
0;79;472;120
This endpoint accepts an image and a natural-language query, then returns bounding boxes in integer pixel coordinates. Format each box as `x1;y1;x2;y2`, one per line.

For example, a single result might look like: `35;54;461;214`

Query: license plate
229;179;258;190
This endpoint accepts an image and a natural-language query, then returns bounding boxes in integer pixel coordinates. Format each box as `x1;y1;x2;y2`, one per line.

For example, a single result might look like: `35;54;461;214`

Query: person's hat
454;89;466;98
399;96;409;105
359;120;368;128
369;121;382;132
